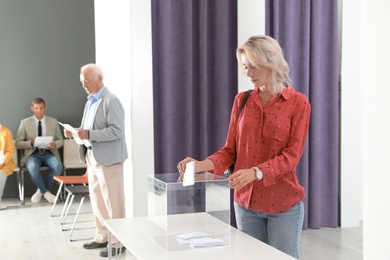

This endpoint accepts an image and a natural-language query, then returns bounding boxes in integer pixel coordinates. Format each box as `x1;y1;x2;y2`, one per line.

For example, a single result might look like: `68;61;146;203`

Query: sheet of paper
0;151;4;164
175;231;211;244
34;136;53;148
189;237;226;247
176;231;211;240
183;161;195;186
58;122;91;147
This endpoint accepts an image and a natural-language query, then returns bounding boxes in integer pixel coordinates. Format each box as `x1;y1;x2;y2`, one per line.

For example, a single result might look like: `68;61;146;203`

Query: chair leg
61;194;75;228
62;169;67;201
51;182;63;216
60;192;72;224
70;195;85;241
16;170;24;205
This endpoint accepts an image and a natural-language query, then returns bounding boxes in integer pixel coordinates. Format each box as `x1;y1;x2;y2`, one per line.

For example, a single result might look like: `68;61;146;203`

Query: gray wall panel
0;0;95;133
0;0;95;197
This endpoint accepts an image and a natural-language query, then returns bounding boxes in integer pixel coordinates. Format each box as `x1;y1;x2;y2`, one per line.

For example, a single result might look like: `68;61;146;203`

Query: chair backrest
63;139;87;169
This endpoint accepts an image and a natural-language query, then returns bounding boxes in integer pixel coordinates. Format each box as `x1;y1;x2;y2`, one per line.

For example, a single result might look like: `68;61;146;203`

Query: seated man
15;97;63;203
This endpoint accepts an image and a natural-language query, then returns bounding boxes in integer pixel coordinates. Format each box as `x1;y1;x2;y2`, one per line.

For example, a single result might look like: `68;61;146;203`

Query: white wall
361;0;390;258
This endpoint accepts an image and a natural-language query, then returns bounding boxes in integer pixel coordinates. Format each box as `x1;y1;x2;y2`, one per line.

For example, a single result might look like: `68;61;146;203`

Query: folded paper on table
175;231;225;248
183;161;195;186
176;231;211;240
58;122;91;147
189;237;226;247
34;136;53;148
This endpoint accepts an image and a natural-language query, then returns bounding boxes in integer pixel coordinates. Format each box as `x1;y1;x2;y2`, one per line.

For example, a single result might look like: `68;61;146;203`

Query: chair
50;139;87;215
51;171;88;216
12;141;24;204
16;148;51;204
60;185;90;241
62;139;87;176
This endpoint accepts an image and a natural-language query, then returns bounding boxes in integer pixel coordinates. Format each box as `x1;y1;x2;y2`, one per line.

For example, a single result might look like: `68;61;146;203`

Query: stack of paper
189;237;226;248
176;231;226;248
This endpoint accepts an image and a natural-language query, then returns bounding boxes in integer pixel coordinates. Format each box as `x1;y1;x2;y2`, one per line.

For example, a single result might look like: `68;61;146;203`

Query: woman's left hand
228;168;257;190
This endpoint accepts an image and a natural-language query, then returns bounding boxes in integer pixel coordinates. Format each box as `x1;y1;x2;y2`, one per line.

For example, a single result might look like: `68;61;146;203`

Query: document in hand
58;122;91;147
183;161;195;186
34;136;53;148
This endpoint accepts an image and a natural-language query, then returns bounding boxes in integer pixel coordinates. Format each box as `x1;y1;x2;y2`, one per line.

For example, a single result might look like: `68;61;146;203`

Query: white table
104;213;295;260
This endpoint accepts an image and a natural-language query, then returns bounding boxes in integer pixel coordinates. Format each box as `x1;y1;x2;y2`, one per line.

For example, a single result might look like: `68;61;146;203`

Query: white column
237;0;265;93
361;0;390;258
94;0;153;217
340;0;363;228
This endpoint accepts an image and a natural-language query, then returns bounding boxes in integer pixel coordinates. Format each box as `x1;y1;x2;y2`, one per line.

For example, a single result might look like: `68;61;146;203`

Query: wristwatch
253;167;263;180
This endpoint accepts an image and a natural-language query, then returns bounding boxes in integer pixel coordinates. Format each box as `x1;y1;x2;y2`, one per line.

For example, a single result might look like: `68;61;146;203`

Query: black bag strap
238;89;253;118
224;89;253;176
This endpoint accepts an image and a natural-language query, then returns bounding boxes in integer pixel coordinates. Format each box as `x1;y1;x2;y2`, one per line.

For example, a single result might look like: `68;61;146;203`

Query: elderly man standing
64;63;128;258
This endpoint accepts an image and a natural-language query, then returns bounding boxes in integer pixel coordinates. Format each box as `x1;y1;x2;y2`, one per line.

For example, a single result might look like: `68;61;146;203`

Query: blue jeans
234;200;304;259
25;151;63;193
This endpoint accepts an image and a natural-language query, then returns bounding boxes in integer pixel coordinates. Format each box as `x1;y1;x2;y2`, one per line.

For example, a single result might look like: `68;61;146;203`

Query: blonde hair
236;35;290;96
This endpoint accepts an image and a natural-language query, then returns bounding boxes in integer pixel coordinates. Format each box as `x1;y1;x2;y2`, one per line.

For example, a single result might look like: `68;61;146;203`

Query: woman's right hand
177;157;197;174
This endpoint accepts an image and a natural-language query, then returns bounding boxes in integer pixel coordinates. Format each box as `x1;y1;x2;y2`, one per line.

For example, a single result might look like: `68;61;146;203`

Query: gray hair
236;35;290;96
80;63;104;80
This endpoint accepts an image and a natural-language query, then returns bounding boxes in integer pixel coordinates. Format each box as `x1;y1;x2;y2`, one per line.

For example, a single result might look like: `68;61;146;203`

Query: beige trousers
86;150;125;247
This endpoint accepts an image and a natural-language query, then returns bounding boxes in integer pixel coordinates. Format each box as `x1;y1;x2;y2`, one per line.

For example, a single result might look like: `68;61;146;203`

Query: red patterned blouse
208;85;311;213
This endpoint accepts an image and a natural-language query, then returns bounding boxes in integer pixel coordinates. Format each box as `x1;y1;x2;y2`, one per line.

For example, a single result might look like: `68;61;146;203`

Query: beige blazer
15;116;63;166
78;88;128;167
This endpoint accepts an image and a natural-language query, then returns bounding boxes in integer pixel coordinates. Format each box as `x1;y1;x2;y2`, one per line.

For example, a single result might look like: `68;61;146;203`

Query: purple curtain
151;0;238;227
266;0;339;229
152;0;237;173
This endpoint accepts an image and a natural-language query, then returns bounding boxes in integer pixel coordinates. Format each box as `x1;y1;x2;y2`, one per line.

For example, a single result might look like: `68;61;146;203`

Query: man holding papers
63;63;128;258
15;97;63;204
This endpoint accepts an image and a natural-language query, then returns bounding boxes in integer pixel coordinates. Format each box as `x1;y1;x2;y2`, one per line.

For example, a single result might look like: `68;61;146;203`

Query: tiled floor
0;196;135;259
0;196;362;260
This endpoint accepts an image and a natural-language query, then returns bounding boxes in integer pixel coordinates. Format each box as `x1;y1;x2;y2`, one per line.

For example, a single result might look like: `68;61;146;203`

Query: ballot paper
189;237;226;248
176;231;211;240
182;161;195;186
176;231;211;244
58;122;91;147
175;231;225;248
34;136;53;148
0;151;4;164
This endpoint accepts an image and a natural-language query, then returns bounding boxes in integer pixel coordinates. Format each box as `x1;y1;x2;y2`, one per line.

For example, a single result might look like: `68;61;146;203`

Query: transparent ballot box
147;172;231;252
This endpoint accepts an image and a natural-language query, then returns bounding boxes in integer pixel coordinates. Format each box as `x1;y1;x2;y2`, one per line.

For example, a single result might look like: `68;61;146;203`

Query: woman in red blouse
177;35;310;259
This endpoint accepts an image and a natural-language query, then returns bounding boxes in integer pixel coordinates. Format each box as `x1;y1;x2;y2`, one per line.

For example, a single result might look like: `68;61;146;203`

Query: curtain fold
152;0;237;174
266;0;339;229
